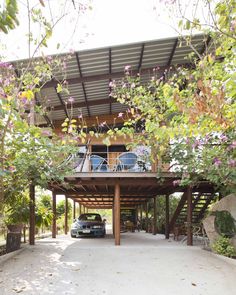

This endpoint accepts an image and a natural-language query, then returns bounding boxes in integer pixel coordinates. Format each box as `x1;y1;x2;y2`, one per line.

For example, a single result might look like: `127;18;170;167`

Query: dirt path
0;232;236;295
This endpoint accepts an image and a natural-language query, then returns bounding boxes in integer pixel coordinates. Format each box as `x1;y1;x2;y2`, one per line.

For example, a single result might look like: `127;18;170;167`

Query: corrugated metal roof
14;34;208;126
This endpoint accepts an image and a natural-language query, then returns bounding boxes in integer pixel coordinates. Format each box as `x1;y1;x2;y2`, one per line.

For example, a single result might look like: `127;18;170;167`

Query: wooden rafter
109;48;112;115
35;93;54;128
162;38;178;81
75;52;91;116
138;43;145;73
200;35;211;56
43;64;191;88
47;97;116;112
54;87;69;118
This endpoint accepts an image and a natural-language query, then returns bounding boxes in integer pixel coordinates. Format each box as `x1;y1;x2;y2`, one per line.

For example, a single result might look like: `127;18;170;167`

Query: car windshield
78;214;102;222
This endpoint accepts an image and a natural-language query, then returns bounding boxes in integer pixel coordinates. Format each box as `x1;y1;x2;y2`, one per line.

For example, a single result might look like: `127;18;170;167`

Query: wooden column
145;202;149;233
29;184;35;245
153;197;157;235
114;183;120;245
165;194;170;239
73;200;76;220
140;204;143;230
112;204;115;236
187;186;193;246
65;196;68;235
79;203;82;215
52;191;57;238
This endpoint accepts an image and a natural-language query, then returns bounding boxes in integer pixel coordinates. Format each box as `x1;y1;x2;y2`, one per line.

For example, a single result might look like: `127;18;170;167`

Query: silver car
71;213;106;238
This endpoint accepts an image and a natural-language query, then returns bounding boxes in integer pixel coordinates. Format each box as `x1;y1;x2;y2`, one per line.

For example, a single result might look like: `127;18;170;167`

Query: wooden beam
187;186;193;246
112;204;115;236
29;184;35;245
54;87;69;118
73;200;76;220
35;93;54;128
138;43;145;73
145;202;149;233
75;52;91;116
114;183;120;246
43;64;190;88
165;194;169;239
109;48;112;115
153;197;157;235
52;191;57;238
48;97;117;113
65;196;68;235
200;35;211;56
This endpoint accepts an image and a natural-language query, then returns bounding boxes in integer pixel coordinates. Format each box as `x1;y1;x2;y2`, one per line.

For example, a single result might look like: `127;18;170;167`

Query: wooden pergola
48;172;215;246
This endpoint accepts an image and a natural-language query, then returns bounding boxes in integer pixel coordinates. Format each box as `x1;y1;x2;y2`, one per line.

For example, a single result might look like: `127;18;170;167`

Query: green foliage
212;236;236;258
35;193;53;229
0;0;19;34
109;0;236;193
213;210;236;238
149;195;180;233
56;199;72;219
4;192;29;225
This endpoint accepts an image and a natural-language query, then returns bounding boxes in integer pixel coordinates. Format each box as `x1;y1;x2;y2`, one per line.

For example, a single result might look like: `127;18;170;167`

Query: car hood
75;221;104;226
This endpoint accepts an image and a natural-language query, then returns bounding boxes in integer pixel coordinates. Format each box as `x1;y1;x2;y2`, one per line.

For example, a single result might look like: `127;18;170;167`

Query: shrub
214;210;236;238
212;236;236;258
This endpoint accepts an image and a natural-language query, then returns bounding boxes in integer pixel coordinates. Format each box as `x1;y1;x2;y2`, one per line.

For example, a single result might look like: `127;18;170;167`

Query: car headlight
93;225;102;229
71;223;79;229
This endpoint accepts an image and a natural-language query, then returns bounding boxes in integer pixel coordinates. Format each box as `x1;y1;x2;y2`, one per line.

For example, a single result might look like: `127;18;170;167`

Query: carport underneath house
46;172;216;246
22;34;217;246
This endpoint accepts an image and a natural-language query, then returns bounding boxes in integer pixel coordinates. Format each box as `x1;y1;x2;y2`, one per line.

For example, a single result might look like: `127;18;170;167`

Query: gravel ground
0;230;236;295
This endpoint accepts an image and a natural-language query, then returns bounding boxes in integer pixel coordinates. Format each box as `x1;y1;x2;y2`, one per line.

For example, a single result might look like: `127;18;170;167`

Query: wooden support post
140;204;143;230
165;194;170;239
187;186;193;246
145;202;149;233
112;204;115;236
79;203;82;215
73;200;76;220
153;197;157;235
114;183;120;245
65;196;68;235
52;191;57;238
29;184;35;245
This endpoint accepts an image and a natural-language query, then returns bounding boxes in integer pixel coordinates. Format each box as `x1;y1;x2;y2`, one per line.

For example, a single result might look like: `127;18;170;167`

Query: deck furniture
90;155;108;172
116;152;138;171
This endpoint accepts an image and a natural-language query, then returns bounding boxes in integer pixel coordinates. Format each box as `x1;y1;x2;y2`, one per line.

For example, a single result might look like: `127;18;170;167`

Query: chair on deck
90;155;108;172
117;152;138;171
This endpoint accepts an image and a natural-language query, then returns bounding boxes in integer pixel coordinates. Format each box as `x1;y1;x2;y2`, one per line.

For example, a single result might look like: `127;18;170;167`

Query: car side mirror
103;219;107;223
73;219;77;222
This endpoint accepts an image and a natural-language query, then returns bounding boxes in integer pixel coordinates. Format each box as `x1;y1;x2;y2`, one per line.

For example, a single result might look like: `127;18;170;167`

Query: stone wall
203;194;236;247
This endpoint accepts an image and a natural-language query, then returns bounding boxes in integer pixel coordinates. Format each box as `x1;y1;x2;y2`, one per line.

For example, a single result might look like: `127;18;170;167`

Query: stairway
169;192;216;231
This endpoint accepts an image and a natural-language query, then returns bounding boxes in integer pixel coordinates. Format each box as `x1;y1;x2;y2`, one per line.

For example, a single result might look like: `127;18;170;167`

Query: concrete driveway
0;231;236;295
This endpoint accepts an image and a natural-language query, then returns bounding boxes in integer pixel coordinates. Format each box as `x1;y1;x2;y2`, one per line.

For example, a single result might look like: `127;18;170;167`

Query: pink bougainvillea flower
41;130;51;136
228;159;236;167
173;179;181;186
230;141;236;149
118;112;123;118
9;166;16;172
213;157;222;166
99;121;106;127
124;65;131;71
68;96;75;103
